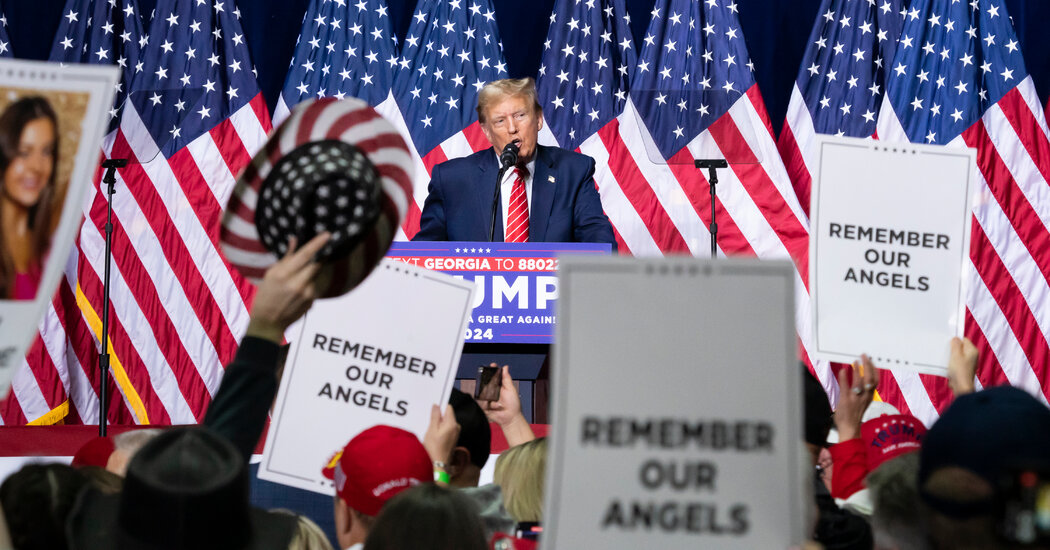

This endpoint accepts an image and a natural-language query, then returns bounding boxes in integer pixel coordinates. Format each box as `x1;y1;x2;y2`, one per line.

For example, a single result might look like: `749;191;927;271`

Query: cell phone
515;522;542;540
997;466;1050;545
474;366;501;401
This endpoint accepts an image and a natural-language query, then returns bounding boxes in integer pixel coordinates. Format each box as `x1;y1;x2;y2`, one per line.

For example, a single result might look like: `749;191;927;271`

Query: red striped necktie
505;168;529;243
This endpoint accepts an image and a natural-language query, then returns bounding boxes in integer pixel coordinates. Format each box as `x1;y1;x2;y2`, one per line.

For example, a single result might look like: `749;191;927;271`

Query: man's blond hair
476;78;542;123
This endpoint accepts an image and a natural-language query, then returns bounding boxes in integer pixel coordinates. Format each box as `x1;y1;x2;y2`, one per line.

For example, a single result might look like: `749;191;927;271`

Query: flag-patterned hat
221;98;413;297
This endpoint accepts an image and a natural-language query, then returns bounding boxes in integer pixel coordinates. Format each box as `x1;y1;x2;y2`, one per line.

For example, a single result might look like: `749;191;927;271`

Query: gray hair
476;78;541;123
866;453;932;550
113;428;162;455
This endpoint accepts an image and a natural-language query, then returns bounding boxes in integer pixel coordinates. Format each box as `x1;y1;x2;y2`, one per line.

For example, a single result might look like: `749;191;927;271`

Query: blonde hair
493;438;547;523
271;510;335;550
476;78;541;123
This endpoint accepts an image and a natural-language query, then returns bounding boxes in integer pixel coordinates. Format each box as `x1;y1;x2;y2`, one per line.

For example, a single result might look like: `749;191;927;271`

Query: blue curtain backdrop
4;0;1048;135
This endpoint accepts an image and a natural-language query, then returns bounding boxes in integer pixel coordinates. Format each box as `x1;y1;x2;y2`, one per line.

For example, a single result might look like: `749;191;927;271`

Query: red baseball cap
322;425;432;516
71;436;115;469
862;414;927;472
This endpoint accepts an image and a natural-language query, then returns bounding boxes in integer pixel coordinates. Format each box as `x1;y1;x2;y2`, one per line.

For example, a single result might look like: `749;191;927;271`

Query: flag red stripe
707;113;809;271
42;281;95;425
75;251;173;425
65;398;83;425
57;216;137;424
53;272;123;421
24;335;66;414
165;147;225;243
84;190;212;420
0;386;30;425
745;86;778;142
406;146;453;240
595;119;691;252
462;122;491;152
113;140;242;370
917;374;952;415
422;147;448;177
964;309;1010;390
250;94;273;134
962;123;1050;283
996;88;1050;187
665;149;756;257
776;123;812;218
969;225;1050;399
609;225;632;256
167;145;255;308
585;153;634;256
403;198;422;240
209;118;254;201
872;370;914;418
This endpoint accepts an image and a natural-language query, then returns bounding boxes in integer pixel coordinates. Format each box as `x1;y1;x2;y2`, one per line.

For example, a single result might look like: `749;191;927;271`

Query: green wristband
434;470;451;484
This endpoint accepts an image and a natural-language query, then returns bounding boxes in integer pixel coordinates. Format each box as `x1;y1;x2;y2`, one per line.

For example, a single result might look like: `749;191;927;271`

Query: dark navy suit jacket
413;145;615;247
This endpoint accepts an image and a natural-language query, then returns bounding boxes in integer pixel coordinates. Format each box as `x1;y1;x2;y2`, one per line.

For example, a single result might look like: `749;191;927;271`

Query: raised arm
203;233;330;462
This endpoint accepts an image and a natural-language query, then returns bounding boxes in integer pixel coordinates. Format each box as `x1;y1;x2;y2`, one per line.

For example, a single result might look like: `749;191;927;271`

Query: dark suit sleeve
571;156;617;251
413;163;449;241
203;336;279;462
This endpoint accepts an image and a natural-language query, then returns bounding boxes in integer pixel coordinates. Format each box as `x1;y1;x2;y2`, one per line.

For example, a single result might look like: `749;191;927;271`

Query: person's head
918;386;1050;550
107;428;162;476
66;427;297;550
447;388;491;487
0;96;58;212
0;463;89;550
866;452;930;550
270;510;335;550
802;366;833;466
493;437;547;523
78;466;124;495
363;483;487;550
0;96;59;296
323;425;433;549
477;78;543;165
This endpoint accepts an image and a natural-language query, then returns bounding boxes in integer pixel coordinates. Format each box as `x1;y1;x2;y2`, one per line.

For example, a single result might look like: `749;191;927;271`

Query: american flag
871;0;1050;421
538;0;827;387
273;0;398;125
779;0;906;216
535;0;635;250
0;0;147;425
0;5;11;57
1;0;271;425
51;0;146;127
384;0;507;239
778;0;911;410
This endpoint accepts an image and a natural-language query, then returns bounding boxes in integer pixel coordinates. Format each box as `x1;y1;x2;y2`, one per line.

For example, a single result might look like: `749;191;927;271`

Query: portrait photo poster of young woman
0;59;118;398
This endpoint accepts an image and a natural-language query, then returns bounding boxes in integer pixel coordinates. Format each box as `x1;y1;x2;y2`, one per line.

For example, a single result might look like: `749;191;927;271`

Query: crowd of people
1;232;1049;550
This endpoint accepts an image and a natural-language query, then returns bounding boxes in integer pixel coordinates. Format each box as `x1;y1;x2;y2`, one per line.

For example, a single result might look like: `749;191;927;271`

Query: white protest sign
810;136;975;374
544;256;806;550
0;59;119;399
259;259;475;494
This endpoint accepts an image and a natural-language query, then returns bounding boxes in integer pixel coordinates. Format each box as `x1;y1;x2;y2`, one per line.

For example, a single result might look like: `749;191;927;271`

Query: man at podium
413;78;615;248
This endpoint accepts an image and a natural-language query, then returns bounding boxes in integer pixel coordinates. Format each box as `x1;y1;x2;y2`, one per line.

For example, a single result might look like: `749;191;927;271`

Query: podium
386;241;613;421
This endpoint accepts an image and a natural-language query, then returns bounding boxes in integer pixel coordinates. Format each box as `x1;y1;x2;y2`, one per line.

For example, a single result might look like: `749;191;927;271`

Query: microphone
499;141;519;168
491;141;520;241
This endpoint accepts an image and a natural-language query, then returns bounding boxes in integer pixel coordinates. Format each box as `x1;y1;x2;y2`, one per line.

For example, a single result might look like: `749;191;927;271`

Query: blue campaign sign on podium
386;242;612;344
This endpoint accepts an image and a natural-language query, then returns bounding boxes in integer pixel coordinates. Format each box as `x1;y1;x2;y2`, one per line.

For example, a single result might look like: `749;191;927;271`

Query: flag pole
695;159;728;258
98;158;128;436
